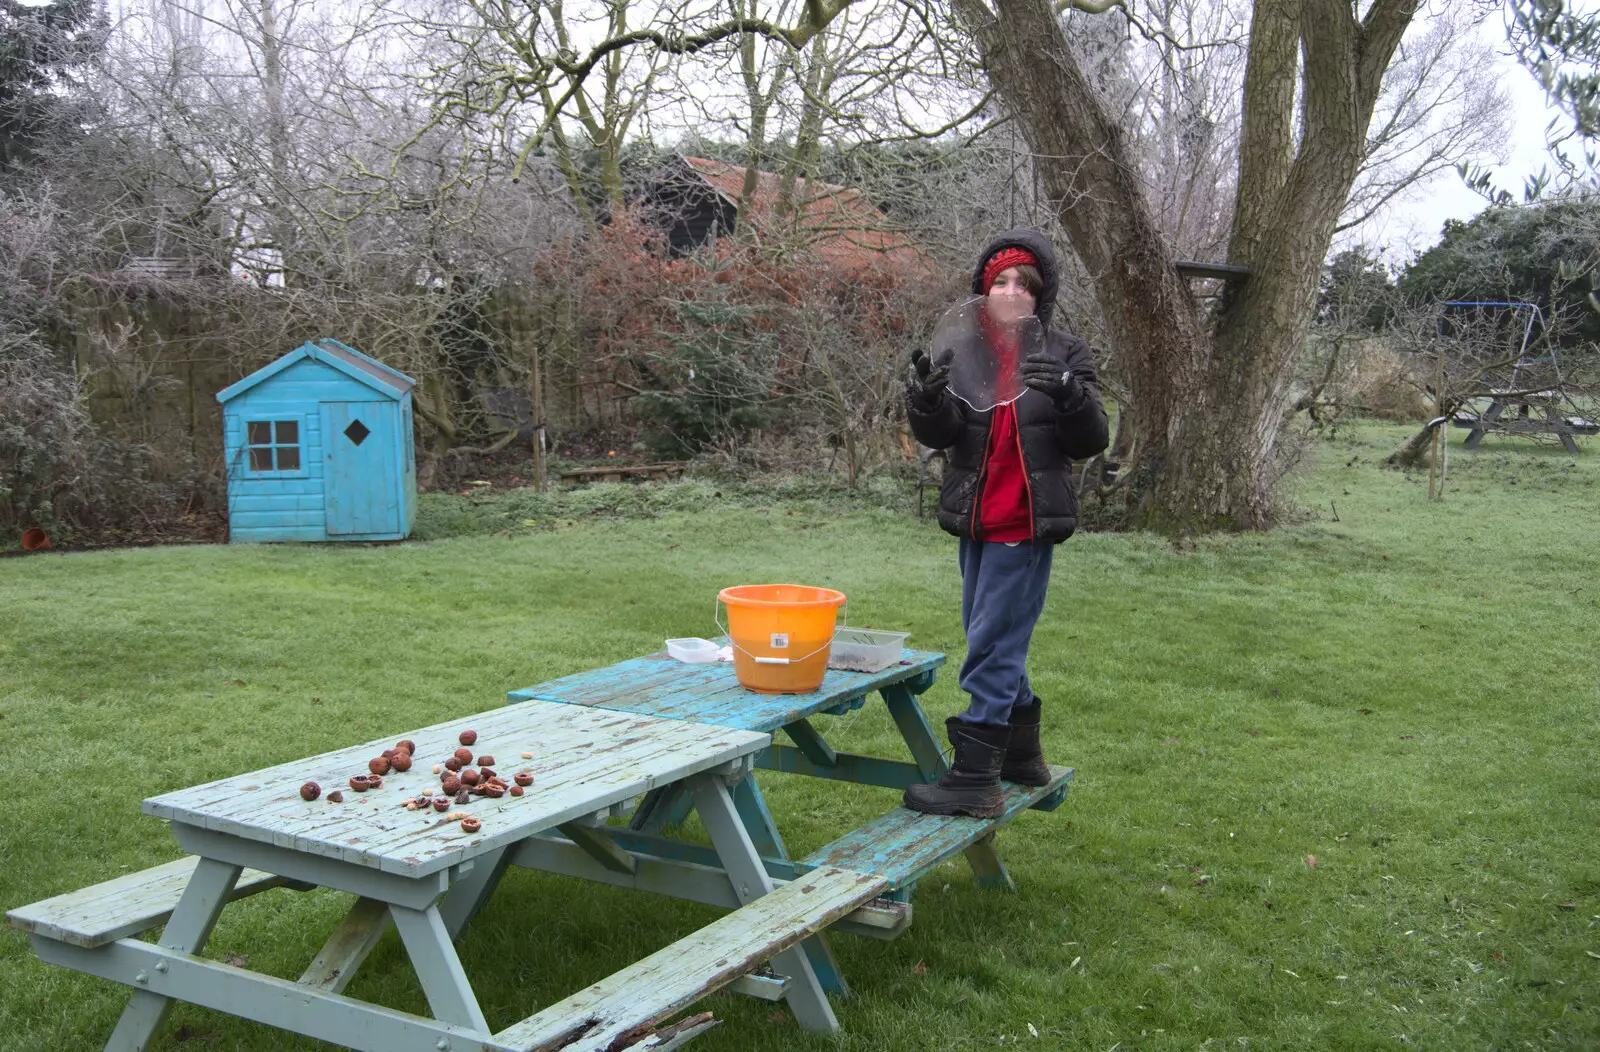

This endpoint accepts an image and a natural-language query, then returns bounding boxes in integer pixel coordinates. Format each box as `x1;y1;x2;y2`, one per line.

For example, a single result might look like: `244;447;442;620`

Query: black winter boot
902;718;1008;818
1001;699;1052;786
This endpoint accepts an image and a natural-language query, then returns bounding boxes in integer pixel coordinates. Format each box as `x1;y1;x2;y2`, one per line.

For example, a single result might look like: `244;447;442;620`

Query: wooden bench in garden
10;700;901;1051
1453;393;1599;453
5;857;304;949
511;646;1073;984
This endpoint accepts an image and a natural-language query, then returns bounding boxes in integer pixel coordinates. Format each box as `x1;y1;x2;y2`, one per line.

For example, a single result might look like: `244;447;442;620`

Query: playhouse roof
216;339;416;404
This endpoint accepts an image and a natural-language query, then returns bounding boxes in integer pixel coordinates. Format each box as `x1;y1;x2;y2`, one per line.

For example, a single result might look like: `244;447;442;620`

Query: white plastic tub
827;628;909;673
666;637;722;664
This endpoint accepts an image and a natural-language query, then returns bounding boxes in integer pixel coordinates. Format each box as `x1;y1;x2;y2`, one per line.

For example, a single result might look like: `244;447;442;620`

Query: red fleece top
978;345;1032;542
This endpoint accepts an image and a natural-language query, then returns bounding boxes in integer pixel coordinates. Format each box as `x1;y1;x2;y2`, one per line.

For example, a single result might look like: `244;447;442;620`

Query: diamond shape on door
344;419;371;446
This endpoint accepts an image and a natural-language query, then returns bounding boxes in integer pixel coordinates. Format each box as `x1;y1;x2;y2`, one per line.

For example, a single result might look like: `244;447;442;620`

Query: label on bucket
770;633;790;649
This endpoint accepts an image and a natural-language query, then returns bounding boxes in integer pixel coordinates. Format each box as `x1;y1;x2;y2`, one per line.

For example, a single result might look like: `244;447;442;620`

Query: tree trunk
958;0;1415;532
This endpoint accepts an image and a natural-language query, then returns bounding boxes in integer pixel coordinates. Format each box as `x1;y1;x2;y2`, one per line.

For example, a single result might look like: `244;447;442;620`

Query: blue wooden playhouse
217;339;417;543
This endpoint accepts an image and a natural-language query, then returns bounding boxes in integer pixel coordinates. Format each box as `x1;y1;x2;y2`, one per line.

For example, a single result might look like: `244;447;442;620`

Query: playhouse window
245;419;302;472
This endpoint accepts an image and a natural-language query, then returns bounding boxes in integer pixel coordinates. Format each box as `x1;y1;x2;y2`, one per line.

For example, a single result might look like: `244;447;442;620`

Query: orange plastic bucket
718;584;846;694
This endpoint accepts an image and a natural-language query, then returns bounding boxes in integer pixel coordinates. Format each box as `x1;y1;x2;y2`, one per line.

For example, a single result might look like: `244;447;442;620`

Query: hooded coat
907;228;1109;542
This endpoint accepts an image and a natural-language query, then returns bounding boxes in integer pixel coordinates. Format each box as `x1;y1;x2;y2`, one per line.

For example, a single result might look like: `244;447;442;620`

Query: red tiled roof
680;156;927;272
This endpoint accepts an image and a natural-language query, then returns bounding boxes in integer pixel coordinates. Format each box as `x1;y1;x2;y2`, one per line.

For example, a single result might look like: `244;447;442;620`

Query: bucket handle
715;596;847;666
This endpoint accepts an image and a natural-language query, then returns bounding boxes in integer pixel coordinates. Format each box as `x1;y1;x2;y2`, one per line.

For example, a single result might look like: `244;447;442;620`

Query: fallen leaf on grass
1194;875;1211;885
1357;708;1374;715
1556;903;1576;911
224;953;249;967
1028;1023;1040;1038
1163;736;1180;744
912;960;927;975
1400;735;1415;740
1306;855;1318;868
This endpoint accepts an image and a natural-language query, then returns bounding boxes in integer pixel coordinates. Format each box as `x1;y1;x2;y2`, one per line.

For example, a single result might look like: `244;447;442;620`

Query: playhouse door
322;401;401;536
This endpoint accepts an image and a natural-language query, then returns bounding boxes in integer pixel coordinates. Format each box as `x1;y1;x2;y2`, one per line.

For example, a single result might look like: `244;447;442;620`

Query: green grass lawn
2;422;1597;1050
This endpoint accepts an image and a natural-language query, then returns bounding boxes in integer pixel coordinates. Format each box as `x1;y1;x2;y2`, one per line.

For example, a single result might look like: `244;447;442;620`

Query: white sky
28;0;1581;266
1349;39;1566;262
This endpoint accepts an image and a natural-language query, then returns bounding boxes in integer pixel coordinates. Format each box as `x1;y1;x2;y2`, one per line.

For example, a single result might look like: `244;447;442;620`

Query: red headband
980;247;1039;293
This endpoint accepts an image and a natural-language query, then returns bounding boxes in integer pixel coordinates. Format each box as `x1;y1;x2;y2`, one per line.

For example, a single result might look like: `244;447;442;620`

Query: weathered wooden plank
493;866;886;1052
299;896;391;991
141;700;769;879
795;767;1073;889
5;857;291;949
33;937;515;1052
556;822;637;875
510;835;910;940
782;720;837;766
509;650;945;733
756;744;924;789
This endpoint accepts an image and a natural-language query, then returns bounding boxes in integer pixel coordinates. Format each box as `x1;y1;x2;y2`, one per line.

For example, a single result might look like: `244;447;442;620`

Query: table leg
389;903;490;1033
630;784;694;833
104;858;241;1052
963;833;1016;892
1465;400;1504;450
881;682;949;780
438;846;513;940
689;775;839;1034
731;777;848;996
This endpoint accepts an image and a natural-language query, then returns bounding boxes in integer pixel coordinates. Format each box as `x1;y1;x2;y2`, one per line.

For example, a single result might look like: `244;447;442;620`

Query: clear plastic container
827;628;910;673
666;637;722;664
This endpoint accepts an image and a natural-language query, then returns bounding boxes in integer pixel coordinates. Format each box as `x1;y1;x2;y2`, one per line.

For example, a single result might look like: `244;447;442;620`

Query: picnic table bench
1453;393;1599;453
7;700;898;1051
10;646;1073;1051
510;645;1073;997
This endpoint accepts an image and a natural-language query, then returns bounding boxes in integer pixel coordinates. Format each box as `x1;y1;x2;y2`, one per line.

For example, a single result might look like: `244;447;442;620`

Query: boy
903;228;1109;817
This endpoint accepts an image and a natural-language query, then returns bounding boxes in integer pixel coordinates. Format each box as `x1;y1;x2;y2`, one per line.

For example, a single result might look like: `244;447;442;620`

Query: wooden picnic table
1454;393;1599;453
509;646;1073;1000
7;699;903;1052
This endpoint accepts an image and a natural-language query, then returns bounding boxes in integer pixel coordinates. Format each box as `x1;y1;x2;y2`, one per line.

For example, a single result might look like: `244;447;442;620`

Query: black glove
907;348;950;411
1021;353;1085;408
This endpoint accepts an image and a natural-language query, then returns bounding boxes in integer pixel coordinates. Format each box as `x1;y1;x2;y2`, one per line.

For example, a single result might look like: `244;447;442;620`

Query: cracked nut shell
433;797;450;812
326;790;344;803
514;771;534;787
476;754;495;767
509;784;524;797
455;790;470;805
460;817;481;833
350;776;370;792
299;781;321;801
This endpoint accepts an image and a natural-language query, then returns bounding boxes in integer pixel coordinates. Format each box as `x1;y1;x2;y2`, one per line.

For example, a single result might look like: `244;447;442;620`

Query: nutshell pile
294;728;537;833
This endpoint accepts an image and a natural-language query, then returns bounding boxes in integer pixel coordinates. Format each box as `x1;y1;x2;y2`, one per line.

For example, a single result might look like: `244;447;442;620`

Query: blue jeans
955;538;1054;726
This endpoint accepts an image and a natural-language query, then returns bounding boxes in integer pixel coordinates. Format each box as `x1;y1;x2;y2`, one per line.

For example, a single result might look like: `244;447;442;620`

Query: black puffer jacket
908;228;1109;542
